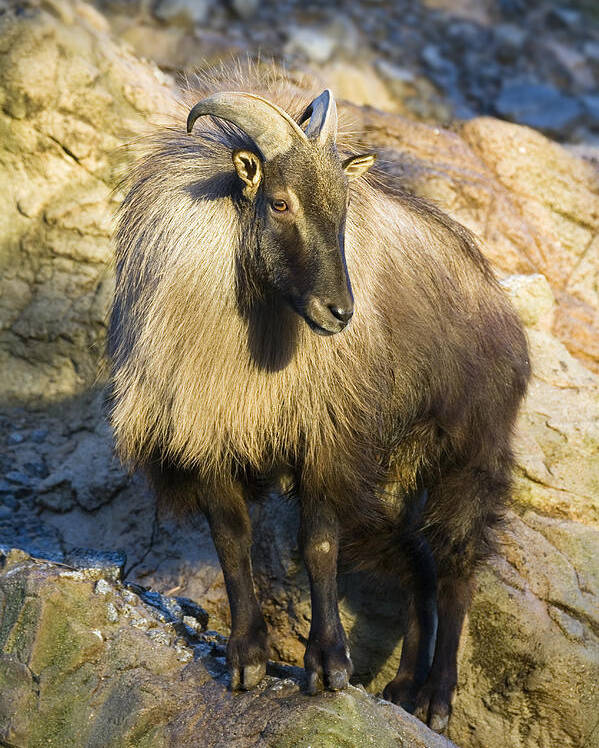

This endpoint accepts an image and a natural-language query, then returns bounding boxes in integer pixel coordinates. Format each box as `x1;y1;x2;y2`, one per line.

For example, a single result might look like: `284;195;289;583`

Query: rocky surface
0;0;176;404
1;1;599;747
93;0;599;144
0;549;454;747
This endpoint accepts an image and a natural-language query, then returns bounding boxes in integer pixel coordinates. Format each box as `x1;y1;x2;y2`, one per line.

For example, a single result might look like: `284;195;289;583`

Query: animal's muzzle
304;297;354;335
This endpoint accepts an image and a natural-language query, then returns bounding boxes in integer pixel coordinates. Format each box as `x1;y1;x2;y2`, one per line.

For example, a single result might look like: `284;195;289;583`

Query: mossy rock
0;551;451;748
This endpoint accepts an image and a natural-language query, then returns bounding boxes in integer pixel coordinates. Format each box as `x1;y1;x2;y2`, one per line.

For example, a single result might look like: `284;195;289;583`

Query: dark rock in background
495;81;583;136
93;0;599;143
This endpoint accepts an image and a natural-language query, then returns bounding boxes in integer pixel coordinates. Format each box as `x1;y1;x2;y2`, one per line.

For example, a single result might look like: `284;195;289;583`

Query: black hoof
226;623;269;692
230;662;267;691
304;638;353;695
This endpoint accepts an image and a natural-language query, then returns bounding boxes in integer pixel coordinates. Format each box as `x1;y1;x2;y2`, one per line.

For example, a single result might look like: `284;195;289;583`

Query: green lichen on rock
451;518;599;748
270;688;451;748
0;576;31;653
0;551;449;748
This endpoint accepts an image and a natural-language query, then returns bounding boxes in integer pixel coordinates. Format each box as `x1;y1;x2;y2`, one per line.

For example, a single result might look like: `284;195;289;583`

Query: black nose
328;305;353;324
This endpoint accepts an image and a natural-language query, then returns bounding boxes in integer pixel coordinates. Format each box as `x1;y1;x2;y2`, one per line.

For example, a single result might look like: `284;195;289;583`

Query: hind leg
385;559;472;731
388;461;509;731
383;531;438;712
412;575;472;731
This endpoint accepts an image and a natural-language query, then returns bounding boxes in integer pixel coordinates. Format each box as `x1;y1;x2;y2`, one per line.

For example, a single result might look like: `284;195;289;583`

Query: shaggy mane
108;62;526;525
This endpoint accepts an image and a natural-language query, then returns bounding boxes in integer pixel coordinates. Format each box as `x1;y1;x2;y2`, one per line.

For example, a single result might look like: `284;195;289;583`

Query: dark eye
271;199;288;212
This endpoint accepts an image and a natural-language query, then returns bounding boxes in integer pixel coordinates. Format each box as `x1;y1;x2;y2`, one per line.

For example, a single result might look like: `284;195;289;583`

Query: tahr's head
187;90;375;335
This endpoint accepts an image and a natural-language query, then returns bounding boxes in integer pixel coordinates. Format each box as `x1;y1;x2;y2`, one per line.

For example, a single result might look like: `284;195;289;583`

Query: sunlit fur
108;63;530;568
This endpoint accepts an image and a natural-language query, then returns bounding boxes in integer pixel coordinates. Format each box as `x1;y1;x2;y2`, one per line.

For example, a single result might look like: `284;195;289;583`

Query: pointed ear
232;150;263;198
342;153;377;180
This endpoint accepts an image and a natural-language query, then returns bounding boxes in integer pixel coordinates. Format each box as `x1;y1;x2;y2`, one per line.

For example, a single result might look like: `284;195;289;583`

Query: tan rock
320;60;407;114
460;118;599;374
450;512;599;748
420;0;495;25
553;292;599;375
119;24;249;73
0;0;175;403
502;275;599;525
501;273;555;331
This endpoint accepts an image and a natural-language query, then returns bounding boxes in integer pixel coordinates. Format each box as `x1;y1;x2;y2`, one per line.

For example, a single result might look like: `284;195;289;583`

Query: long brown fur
110;63;528;527
108;62;530;719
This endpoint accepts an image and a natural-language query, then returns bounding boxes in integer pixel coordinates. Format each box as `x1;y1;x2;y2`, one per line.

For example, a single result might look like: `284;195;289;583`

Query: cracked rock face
0;2;598;747
0;550;454;748
0;0;175;404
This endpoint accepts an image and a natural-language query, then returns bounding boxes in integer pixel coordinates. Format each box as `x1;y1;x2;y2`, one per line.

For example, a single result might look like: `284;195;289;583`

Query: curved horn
186;91;307;160
299;89;338;145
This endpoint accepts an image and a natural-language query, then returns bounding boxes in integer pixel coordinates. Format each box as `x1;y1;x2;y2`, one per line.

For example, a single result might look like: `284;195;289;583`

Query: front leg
300;499;352;694
205;483;268;691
